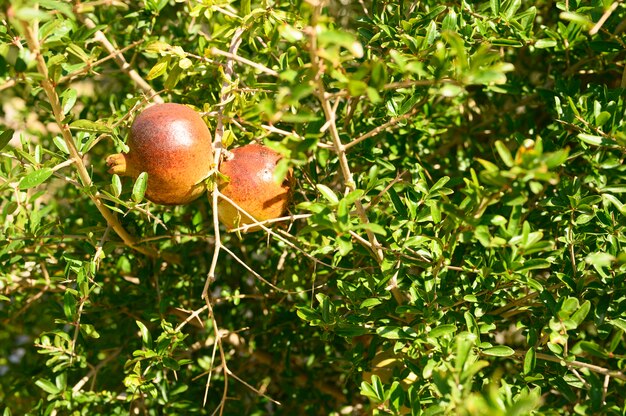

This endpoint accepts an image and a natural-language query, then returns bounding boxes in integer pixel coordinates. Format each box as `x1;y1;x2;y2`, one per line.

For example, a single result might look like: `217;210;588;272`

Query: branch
203;26;246;300
513;350;626;382
202;26;246;416
209;47;279;77
344;106;421;151
76;15;164;103
306;7;391;266
58;39;144;85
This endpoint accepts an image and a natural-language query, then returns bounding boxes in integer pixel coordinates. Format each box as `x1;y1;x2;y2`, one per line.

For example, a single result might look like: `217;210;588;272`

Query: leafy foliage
1;0;626;415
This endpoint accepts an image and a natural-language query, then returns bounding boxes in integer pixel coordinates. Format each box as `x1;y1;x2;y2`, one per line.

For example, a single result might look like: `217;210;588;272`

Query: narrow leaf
0;129;15;151
523;347;536;374
316;184;339;204
136;320;152;347
482;345;515;357
132;172;149;203
19;168;54;189
111;174;122;198
495;141;514;167
35;379;60;394
60;88;77;115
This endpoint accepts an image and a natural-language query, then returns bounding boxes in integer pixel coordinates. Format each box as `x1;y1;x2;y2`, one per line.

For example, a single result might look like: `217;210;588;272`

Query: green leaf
495;140;514;167
503;0;521;19
585;252;615;268
39;0;75;18
377;326;413;340
60;88;77;115
559;12;594;28
388;381;404;413
0;129;14;151
535;39;557;48
354;222;387;236
162;356;180;370
132;172;149;203
53;136;70;154
577;133;603;146
570;300;590;326
430;176;450;193
316;184;339;204
360;378;383;402
179;57;193;70
146;59;169;80
145;40;171;54
429;324;457;338
523;347;536;374
608;319;626;333
70;119;112;133
111;174;122;198
482;345;515;357
19;168;53;189
35;379;60;395
514;259;551;272
63;292;77;320
595;111;611;127
360;298;382;308
136;320;152;348
490;0;501;16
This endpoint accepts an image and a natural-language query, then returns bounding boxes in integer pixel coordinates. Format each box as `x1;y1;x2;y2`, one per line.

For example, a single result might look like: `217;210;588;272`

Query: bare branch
210;47;279;77
77;15;164;103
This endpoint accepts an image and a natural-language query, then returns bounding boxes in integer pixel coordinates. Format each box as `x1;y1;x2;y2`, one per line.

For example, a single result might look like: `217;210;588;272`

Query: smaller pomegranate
106;103;213;205
217;144;293;231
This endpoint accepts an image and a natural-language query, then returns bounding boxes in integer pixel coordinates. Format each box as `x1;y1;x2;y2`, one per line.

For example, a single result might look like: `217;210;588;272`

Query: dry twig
76;15;164;103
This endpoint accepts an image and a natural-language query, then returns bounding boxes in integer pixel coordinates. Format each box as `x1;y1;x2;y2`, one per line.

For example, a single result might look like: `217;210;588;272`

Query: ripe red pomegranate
106;103;213;205
217;144;293;231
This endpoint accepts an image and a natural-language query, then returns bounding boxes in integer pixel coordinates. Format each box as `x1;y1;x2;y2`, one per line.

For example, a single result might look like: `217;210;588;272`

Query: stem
513;350;626;381
209;47;279;76
202;26;245;416
21;21;165;261
344;106;421;151
203;26;245;300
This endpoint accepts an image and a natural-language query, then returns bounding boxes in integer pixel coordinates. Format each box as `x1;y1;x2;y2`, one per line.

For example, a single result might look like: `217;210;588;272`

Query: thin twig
344;106;421;151
226;369;282;406
228;213;312;233
204;295;228;414
72;348;122;392
203;26;245;299
210;47;279;76
69;298;86;364
219;192;355;272
260;124;334;149
589;2;619;35
175;305;209;332
0;78;17;92
306;4;401;301
203;25;246;416
76;15;164;103
512;350;626;381
58;39;144;84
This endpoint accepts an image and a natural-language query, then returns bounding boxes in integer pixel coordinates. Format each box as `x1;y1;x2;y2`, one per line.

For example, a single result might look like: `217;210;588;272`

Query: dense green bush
1;0;625;414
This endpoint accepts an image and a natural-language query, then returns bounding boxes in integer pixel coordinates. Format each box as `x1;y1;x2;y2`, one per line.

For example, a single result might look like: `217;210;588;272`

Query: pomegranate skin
106;103;213;205
217;144;293;231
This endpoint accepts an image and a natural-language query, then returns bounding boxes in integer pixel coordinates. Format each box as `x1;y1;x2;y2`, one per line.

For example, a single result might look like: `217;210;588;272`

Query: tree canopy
1;0;626;415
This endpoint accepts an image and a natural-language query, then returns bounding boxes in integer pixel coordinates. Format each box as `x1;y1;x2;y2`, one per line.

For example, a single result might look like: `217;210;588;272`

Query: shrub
1;0;625;415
